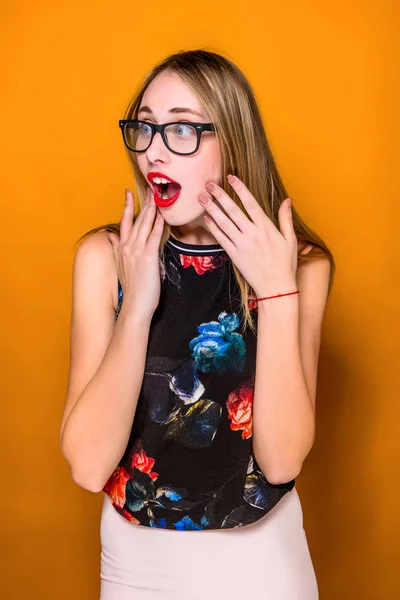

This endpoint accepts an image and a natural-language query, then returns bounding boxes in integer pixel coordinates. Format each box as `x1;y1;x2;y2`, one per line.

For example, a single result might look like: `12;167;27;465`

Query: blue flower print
149;518;167;528
125;469;187;515
189;312;246;374
174;516;203;530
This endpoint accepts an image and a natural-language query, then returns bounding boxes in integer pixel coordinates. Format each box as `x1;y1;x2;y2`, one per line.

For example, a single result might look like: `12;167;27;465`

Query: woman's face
136;70;221;238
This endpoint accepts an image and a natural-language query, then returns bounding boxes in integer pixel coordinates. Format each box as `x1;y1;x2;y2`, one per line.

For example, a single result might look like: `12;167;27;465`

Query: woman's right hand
108;187;165;319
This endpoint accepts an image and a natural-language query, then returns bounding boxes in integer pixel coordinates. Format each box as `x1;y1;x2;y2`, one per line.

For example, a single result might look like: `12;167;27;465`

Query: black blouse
102;234;295;530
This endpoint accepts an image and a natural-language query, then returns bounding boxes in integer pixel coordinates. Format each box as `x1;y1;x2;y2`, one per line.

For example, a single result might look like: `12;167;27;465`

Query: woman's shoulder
74;230;118;312
74;230;115;273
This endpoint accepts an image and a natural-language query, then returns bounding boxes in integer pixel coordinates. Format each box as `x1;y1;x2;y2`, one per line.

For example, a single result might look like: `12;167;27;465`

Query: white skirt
100;485;318;599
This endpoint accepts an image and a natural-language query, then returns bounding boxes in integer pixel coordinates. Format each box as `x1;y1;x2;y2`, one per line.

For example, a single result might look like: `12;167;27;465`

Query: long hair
78;48;335;335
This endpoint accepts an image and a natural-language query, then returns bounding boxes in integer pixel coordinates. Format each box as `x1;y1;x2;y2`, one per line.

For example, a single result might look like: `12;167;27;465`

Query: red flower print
130;440;159;481
115;506;140;524
103;465;130;507
180;254;227;275
226;378;254;439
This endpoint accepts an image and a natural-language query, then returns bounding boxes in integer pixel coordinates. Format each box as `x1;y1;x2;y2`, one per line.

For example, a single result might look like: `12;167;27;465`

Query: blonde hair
79;48;335;335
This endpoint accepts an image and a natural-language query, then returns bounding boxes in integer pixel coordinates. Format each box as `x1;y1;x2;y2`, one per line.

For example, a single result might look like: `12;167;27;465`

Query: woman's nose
145;131;169;161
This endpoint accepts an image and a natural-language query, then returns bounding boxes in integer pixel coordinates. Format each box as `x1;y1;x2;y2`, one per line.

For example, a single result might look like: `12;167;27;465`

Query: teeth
150;175;180;200
152;176;172;184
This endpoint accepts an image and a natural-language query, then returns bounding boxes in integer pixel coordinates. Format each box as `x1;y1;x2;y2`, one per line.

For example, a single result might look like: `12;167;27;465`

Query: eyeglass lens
123;121;198;154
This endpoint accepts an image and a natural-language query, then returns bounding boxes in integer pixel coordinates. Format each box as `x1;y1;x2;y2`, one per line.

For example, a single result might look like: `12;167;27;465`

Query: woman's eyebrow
138;106;205;118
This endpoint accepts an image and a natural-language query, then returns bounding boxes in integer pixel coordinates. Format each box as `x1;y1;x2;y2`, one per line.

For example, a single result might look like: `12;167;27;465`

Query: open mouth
153;181;181;200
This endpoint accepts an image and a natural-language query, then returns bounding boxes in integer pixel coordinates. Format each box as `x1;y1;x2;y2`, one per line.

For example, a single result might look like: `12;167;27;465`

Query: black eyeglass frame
118;119;216;156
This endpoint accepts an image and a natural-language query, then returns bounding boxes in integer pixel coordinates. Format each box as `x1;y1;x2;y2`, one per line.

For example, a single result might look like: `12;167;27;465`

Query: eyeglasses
119;119;215;156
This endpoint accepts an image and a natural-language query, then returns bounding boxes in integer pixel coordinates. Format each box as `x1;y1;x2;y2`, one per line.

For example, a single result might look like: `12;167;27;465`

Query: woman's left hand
199;175;298;298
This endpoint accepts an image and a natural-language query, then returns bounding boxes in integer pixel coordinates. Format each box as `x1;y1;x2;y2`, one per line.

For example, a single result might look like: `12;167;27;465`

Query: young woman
60;49;334;599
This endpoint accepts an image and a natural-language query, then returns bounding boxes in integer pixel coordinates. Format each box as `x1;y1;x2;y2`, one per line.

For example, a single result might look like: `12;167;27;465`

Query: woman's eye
140;123;152;135
175;123;196;136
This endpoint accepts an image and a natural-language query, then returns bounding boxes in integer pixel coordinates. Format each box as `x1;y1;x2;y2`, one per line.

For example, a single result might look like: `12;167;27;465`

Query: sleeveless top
102;234;295;530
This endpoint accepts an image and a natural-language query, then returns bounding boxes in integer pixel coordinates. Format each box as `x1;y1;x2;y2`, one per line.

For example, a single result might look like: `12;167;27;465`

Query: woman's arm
252;253;331;484
60;231;153;493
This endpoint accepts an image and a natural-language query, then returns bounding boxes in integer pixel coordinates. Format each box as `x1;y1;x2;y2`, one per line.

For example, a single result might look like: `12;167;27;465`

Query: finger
200;194;242;246
148;210;165;247
226;176;276;234
203;215;236;255
130;195;157;247
205;183;253;236
278;198;296;241
126;189;153;245
134;188;153;222
120;189;135;244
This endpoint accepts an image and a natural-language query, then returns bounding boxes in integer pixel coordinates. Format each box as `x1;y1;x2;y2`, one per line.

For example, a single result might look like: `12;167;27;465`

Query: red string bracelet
255;291;299;302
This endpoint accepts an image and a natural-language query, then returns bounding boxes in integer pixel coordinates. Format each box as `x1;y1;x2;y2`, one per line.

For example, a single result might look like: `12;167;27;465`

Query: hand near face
198;176;298;298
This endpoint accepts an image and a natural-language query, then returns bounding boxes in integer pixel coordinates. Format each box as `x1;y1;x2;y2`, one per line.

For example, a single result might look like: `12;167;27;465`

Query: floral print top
102;234;295;530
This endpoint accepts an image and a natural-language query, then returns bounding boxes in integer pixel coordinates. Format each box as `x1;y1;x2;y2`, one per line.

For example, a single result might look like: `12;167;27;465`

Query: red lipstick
147;171;182;208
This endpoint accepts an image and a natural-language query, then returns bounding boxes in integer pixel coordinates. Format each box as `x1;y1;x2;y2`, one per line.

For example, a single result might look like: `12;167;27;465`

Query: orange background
1;1;398;598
